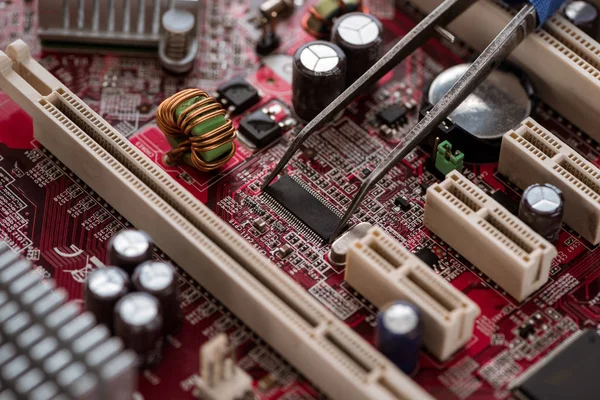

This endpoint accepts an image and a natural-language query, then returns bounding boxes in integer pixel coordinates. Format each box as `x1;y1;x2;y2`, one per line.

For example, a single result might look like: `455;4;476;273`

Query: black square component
239;110;282;147
514;329;600;400
216;77;260;114
376;104;408;126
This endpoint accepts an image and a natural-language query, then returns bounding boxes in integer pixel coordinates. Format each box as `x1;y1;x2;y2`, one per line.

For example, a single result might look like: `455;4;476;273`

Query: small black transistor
239;110;282;147
377;104;408;126
216;77;260;114
394;196;411;211
415;248;439;268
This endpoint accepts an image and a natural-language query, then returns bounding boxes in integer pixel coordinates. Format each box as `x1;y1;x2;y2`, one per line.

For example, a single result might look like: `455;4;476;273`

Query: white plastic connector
346;227;480;361
408;0;600;141
0;40;433;400
195;334;253;400
424;171;557;302
499;118;600;244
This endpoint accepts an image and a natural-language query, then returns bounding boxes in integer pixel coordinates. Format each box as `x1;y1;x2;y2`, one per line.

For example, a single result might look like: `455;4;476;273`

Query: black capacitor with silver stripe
331;12;384;86
133;261;181;334
519;183;565;243
84;266;130;332
114;292;164;367
108;229;154;274
292;40;347;121
0;243;138;400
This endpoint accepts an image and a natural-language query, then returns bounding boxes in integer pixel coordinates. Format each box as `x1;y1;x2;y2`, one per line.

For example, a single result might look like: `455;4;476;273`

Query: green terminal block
168;96;233;164
435;140;464;176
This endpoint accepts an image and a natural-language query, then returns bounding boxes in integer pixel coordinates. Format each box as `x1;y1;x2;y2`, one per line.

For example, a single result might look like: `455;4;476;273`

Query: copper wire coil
301;0;366;38
156;88;236;172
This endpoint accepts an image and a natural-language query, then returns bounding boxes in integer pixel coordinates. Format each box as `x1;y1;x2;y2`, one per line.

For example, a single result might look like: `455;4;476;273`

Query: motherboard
2;0;600;399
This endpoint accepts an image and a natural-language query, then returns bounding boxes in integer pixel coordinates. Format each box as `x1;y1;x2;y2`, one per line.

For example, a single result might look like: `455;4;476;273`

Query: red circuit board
2;0;600;399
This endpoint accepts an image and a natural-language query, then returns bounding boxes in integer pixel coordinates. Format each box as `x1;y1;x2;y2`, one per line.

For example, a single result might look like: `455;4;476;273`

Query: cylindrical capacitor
331;12;383;86
84;267;129;332
107;229;154;274
519;183;565;243
563;1;599;39
375;301;422;375
132;261;181;334
114;292;164;367
292;40;347;121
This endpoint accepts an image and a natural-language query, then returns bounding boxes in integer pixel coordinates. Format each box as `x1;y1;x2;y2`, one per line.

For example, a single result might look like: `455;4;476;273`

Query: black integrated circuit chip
216;77;260;114
265;176;342;240
239;110;282;147
376;104;408;126
415;248;439;268
514;329;600;400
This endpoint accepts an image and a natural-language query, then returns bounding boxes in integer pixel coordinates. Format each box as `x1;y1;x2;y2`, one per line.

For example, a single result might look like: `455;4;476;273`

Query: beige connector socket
195;334;253;400
424;171;557;302
499;118;600;244
346;226;481;361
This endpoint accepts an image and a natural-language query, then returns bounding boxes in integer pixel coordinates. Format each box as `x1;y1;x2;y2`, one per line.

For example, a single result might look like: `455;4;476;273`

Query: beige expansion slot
406;0;600;140
424;171;557;302
498;117;600;244
345;227;480;361
0;40;433;400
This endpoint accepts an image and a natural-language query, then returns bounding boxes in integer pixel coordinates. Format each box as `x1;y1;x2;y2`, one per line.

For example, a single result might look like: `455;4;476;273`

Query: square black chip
216;76;260;114
239;110;281;148
514;329;600;400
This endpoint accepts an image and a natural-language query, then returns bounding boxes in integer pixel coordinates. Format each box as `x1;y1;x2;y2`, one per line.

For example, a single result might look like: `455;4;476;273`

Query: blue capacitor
376;301;422;375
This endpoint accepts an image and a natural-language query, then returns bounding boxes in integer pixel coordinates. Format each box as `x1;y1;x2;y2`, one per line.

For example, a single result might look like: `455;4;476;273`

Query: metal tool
261;0;565;242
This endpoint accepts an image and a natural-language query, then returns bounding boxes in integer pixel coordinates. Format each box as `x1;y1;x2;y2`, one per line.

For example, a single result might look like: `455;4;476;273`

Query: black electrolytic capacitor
331;12;383;86
132;261;181;334
563;1;599;39
84;266;129;332
519;183;565;243
292;40;347;121
107;229;154;274
114;292;164;367
376;301;422;375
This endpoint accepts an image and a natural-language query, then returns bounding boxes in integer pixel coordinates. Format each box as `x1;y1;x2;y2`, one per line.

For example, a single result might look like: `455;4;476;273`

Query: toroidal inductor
156;89;236;172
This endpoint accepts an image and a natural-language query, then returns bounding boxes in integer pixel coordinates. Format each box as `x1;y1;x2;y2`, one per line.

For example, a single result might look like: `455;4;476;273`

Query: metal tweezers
261;0;545;242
